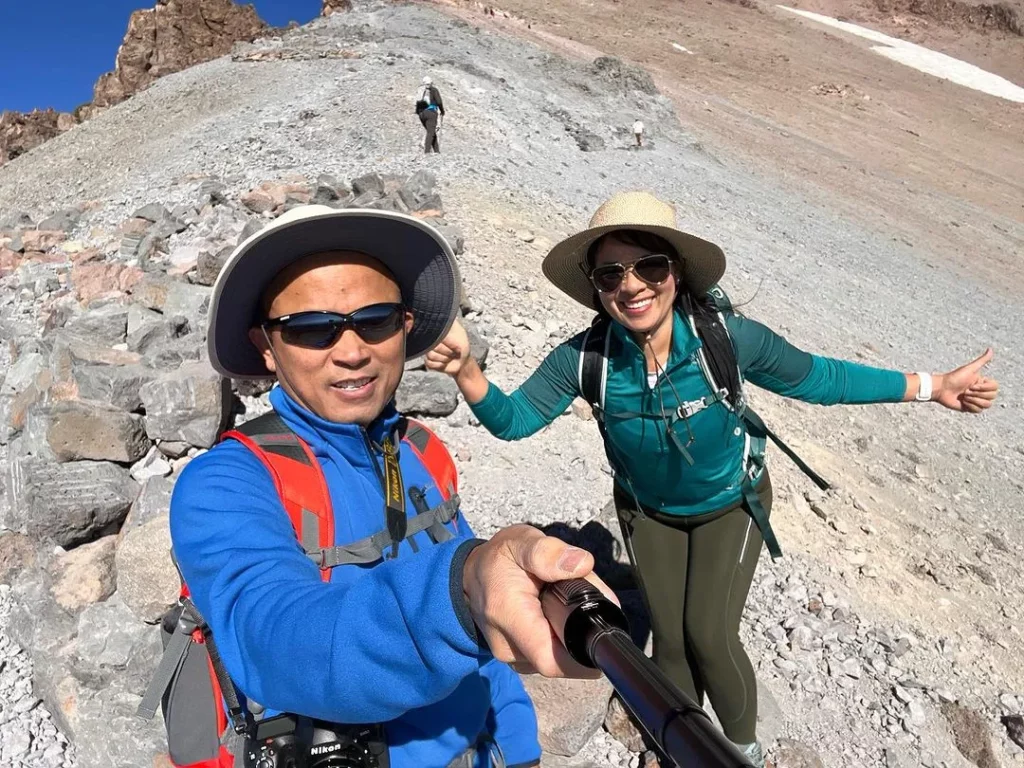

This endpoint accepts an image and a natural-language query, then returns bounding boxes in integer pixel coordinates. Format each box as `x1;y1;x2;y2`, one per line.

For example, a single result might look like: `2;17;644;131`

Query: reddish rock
71;262;144;305
92;0;268;109
322;0;352;16
121;217;154;237
0;247;21;277
241;180;312;215
0;533;35;585
21;230;66;252
241;187;276;214
0;108;79;166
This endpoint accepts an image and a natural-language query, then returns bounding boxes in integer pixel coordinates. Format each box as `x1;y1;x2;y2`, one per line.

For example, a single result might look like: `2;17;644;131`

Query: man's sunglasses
262;303;407;349
587;254;674;293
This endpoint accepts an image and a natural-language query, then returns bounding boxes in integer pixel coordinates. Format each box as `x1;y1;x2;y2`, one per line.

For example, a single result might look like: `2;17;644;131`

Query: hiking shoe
740;741;766;768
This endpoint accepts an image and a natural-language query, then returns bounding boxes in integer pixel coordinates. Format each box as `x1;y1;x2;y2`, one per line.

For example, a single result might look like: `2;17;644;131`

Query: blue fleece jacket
170;387;541;768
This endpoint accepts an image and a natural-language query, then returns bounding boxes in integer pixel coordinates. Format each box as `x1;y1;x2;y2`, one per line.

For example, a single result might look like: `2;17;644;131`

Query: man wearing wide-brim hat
165;205;611;768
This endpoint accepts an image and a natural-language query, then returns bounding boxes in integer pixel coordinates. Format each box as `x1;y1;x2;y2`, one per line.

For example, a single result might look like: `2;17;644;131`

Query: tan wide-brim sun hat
541;191;726;310
207;205;461;379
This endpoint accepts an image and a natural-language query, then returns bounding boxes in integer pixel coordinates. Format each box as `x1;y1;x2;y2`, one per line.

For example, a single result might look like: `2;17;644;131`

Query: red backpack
138;412;459;768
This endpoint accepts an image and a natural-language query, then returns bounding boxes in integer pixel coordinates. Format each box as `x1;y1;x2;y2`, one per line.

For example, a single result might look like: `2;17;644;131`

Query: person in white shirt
632;119;645;147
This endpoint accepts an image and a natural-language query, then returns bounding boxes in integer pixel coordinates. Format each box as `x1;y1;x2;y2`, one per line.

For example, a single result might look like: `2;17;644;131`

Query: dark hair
587;229;743;409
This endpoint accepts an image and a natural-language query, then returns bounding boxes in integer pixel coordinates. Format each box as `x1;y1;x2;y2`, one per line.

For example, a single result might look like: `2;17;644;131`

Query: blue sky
0;1;322;113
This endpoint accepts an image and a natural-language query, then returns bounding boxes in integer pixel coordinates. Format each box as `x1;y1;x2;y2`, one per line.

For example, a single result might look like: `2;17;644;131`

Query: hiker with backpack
152;204;616;768
416;76;445;154
425;190;999;767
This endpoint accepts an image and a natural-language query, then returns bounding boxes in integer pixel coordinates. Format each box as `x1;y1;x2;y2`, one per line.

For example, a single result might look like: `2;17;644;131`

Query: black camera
242;714;388;768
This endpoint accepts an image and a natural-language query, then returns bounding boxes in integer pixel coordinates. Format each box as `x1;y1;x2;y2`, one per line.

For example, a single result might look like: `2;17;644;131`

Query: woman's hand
426;319;471;378
933;349;999;413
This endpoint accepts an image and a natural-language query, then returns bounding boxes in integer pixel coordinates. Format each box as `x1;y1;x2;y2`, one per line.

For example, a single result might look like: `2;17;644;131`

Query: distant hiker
416;76;446;154
633;119;644;147
427;190;1000;768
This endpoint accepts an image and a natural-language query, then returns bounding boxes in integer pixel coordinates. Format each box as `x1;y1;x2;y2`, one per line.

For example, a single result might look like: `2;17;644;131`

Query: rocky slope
0;1;1021;767
89;0;269;110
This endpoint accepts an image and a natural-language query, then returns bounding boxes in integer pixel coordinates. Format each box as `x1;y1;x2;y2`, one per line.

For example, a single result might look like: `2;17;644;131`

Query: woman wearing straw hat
426;191;999;765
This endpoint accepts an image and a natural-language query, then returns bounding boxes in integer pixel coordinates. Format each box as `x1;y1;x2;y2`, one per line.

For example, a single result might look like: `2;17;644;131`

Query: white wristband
915;372;933;402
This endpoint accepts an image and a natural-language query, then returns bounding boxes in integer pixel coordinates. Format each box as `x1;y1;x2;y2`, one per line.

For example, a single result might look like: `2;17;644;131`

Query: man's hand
462;525;617;679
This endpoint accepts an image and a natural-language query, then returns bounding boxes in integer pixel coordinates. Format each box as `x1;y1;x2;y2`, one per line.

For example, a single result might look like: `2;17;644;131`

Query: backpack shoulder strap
705;284;734;313
578;317;612;421
399;417;457;499
221;413;334;583
686;289;741;410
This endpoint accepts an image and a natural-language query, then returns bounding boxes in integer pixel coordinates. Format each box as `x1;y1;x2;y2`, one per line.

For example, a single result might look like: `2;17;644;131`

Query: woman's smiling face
592;233;680;336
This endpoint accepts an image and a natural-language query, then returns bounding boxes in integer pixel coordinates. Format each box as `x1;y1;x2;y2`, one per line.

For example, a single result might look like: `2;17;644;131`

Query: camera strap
382;437;407;560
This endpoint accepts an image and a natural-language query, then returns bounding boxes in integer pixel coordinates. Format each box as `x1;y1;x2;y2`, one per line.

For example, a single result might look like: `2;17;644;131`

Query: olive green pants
614;475;771;745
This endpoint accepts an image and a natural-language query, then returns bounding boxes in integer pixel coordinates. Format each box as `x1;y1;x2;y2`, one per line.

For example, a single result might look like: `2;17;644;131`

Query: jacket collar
268;386;402;453
609;306;702;366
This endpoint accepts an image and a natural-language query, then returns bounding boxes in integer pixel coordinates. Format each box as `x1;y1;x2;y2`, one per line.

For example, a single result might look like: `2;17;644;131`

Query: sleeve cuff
450;538;487;649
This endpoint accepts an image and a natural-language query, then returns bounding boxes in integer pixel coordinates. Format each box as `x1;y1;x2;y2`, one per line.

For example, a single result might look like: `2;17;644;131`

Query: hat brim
208;208;460;379
541;223;726;310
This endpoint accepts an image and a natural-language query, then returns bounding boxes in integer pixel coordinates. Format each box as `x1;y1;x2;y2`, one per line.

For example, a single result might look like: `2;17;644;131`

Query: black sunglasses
262;303;407;349
587;254;674;293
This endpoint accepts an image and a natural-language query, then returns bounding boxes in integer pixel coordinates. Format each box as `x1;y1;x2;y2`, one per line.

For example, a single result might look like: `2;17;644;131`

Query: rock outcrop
0;109;79;165
91;0;268;109
322;0;353;15
0;1;268;167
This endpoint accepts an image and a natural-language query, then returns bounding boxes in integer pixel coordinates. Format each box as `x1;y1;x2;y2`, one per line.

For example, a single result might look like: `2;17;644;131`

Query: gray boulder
42;400;150;463
195;241;233;286
6;457;139;547
73;363;158;412
49;331;142;399
143;334;206;368
124;476;175;530
395;370;459;417
0;350;49;443
64;303;130;346
38;207;82;233
140;362;229;448
127;304;190;354
132;203;170;223
463;318;490;368
398;170;443;212
238;216;264;243
43;594;167;766
351;172;387;196
75;593;162;676
163;281;212;322
424;219;464;255
116;513;178;623
0;210;34;229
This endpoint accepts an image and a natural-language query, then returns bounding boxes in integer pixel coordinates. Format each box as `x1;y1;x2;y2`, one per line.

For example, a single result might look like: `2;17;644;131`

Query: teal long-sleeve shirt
470;309;906;515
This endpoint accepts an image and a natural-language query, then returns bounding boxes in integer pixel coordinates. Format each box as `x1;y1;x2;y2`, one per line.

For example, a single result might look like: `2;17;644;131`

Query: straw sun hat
541;191;726;310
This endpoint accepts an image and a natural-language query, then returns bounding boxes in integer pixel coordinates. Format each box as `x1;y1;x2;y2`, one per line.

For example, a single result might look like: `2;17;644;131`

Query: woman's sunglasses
588;254;674;293
262;303;407;349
